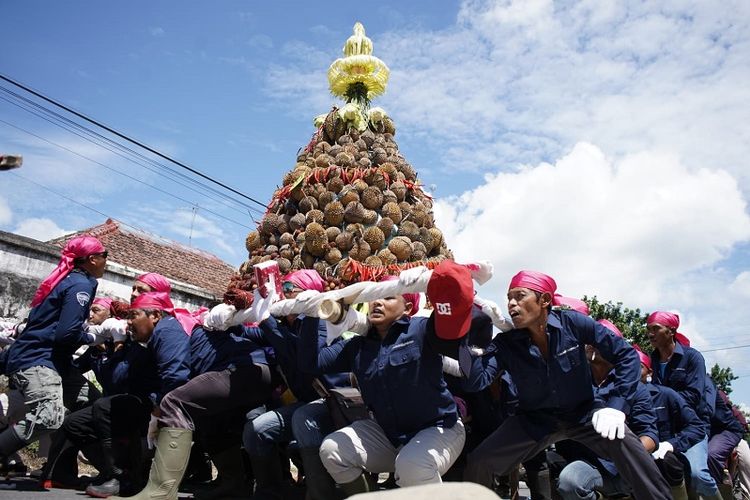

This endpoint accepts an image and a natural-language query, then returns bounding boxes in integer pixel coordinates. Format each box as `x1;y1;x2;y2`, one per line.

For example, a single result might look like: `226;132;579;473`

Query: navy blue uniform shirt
650;343;711;434
139;315;190;406
6;269;98;375
189;325;271;376
709;379;744;438
464;309;641;439
260;315;350;403
301;314;459;446
647;383;704;453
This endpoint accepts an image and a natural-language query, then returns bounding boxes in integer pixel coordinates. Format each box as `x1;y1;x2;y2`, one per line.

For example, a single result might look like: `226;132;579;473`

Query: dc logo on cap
436;303;452;315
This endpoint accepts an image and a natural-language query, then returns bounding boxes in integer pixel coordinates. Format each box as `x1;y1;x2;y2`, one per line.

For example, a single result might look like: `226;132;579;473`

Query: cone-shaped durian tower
239;22;453;292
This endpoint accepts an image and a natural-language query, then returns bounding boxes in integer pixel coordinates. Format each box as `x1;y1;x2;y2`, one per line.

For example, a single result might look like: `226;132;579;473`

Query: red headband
647;311;690;346
31;235;105;307
509;270;557;295
379;275;420;315
597;318;623;338
283;270;326;292
92;297;113;311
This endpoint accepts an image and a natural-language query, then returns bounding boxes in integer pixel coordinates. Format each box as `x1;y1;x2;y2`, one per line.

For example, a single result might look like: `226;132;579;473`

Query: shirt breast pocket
388;344;420;367
670;369;687;387
555;344;582;373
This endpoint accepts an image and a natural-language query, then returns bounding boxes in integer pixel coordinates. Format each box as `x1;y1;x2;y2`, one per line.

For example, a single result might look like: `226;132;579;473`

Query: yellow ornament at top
328;22;390;102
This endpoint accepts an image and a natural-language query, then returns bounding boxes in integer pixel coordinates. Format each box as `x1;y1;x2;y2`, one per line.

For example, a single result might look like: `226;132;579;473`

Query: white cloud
434;142;750;306
149;26;165;37
0;195;11;225
13;218;70;241
729;271;750;298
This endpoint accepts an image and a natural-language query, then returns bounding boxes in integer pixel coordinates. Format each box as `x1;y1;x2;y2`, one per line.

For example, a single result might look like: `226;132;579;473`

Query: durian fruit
301;250;316;268
390;181;406;201
327;176;344;194
278;257;292;274
380;162;398;179
261;214;279;235
335;231;354;251
279;232;295;247
315;154;334;168
329;144;343;158
306;209;325;224
298;196;318;214
376;217;395;237
417;227;435;254
277;215;290;234
323;200;345;226
398;202;412;220
318;190;335;210
388;236;412;261
339;188;360;206
265;245;279;257
364;255;382;267
325;247;343;265
314;260;330;277
325;226;341;242
428;227;444;249
363;226;385;251
410;205;428;227
371;147;387;165
349;238;371;262
358;157;372;169
289;213;306;232
352;179;368;193
381;202;402;224
377;248;397;265
304;222;328;257
344;201;365;223
411;241;427;261
265;234;279;247
382;189;397;205
280;245;295;261
361;209;378;226
292;254;303;270
361;186;384;210
397;220;419;241
245;231;262;252
335;152;354;167
314;141;332;156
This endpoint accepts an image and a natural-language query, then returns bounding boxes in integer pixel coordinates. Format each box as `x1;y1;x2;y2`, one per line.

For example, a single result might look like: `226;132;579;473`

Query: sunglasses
282;282;299;294
93;251;109;259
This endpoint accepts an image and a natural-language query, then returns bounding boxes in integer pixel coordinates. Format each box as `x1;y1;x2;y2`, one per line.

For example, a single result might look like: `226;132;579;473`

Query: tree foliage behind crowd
711;363;739;395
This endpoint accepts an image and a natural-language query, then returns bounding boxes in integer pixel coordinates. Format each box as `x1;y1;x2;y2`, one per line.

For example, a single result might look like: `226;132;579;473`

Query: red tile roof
49;219;235;297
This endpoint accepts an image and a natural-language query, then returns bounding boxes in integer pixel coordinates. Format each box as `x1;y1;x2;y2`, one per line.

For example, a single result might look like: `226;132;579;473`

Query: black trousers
463;415;672;500
159;364;275;454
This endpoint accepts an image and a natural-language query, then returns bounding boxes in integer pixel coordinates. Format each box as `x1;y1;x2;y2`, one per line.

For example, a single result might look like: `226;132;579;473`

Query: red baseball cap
427;260;474;340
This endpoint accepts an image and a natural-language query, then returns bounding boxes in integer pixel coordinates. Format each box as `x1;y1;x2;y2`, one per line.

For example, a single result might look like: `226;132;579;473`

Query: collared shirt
6;269;98;375
650;343;711;432
647;383;704;453
301;314;462;446
709;379;745;438
464;309;640;439
189;325;270;377
259;315;350;403
142;316;190;406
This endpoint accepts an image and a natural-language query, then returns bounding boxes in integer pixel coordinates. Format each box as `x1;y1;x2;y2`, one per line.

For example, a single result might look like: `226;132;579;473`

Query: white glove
147;414;159;449
591;407;626;440
85;323;111;345
466;261;494;285
325;307;369;344
101;318;128;342
204;303;238;331
473;296;514;332
398;266;429;287
242;289;277;324
442;356;462;377
652;440;673;460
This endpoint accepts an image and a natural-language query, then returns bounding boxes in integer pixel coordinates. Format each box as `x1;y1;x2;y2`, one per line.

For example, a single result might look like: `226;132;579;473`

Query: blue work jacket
463;309;640;439
259;316;350;403
189;325;270;377
650;343;711;433
6;269;98;375
138;315;190;406
647;383;704;453
709;379;745;438
300;314;461;446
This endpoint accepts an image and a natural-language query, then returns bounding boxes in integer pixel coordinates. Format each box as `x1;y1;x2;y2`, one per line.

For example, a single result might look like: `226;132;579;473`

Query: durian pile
238;23;453;289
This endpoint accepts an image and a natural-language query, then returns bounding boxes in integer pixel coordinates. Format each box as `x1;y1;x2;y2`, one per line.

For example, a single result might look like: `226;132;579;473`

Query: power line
701;344;750;354
0;85;264;216
0;118;255;230
0;73;268;209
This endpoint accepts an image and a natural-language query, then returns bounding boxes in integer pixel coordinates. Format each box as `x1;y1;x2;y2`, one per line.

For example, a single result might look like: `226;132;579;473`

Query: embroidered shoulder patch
76;292;91;307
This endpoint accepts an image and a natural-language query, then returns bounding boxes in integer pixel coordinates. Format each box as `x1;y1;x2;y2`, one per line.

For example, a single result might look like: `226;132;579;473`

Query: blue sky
2;1;750;403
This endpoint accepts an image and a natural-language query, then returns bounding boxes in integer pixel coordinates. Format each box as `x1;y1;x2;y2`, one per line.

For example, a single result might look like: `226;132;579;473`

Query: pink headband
556;296;590;315
597;318;623;338
92;297;113;311
379;275;420;316
30;235;105;308
509;270;557;295
636;348;652;370
131;291;174;312
282;269;325;292
647;311;690;346
135;273;172;293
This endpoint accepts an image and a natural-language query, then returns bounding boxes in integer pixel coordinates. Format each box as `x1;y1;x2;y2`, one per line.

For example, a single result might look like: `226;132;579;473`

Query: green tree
710;363;738;395
582;295;650;348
